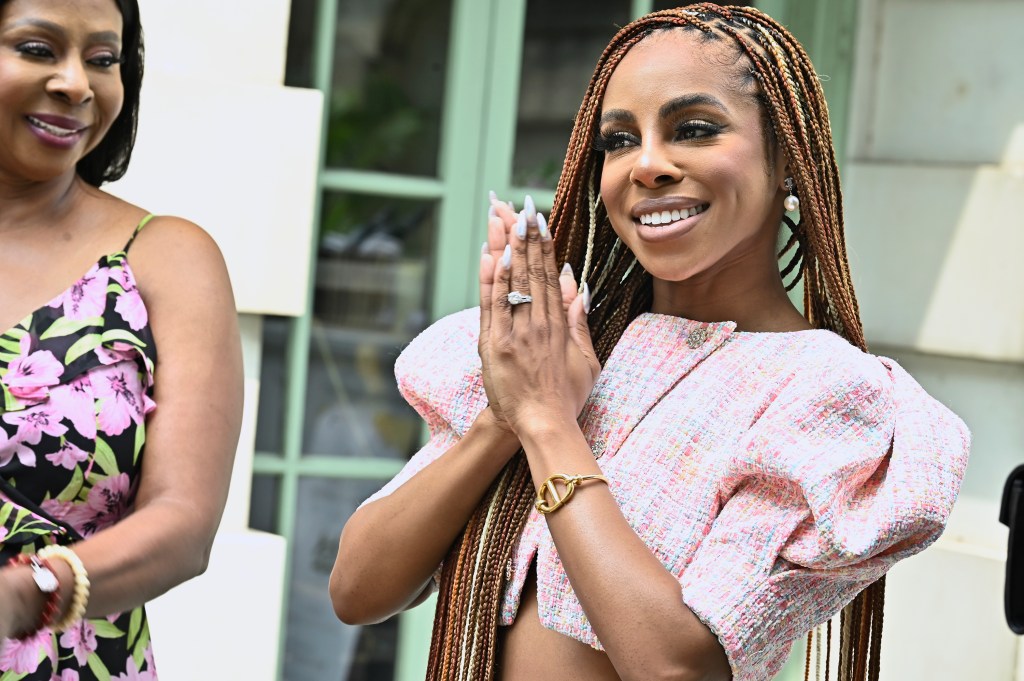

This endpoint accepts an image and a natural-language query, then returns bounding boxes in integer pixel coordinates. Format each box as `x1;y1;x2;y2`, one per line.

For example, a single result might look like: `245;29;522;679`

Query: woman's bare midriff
497;565;621;681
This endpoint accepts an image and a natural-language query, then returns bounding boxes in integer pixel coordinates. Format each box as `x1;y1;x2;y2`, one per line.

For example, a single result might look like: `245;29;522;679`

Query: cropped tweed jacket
366;307;970;680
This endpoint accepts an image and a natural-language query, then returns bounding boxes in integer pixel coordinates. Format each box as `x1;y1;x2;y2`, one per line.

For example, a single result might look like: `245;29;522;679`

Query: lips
27;114;87;138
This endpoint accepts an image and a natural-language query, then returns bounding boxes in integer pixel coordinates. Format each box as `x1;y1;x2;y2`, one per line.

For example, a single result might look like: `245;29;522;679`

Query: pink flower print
0;426;35;468
52;267;108;320
92;364;144;437
0;626;54;673
67;473;131;535
45;440;90;470
0;526;8;543
3;403;68;449
112;654;157;681
52;670;80;681
3;337;64;402
48;376;96;440
59;620;97;666
40;497;76;524
114;289;148;331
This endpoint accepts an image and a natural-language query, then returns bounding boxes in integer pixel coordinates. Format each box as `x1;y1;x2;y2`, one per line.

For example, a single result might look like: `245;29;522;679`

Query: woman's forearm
330;408;520;625
518;420;730;681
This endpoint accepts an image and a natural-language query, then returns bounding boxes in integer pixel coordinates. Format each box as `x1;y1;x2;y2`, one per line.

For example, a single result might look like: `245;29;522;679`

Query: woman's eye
675;121;722;141
88;54;121;68
594;131;638;153
16;42;54;59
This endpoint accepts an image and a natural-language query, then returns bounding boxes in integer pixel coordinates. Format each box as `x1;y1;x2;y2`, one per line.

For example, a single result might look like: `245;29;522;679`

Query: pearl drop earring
783;177;800;213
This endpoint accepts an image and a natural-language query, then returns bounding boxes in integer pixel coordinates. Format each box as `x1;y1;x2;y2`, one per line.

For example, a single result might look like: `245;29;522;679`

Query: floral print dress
0;216;159;680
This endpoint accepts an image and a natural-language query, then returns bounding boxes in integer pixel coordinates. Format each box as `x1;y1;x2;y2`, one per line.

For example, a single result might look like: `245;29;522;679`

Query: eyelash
593;119;724;153
16;42;122;68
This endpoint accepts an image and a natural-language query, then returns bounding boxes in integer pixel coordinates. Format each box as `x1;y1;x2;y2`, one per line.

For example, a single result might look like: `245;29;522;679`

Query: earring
783;177;800;213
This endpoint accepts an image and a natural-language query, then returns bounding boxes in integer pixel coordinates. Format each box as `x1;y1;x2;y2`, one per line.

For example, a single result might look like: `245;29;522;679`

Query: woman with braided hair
330;5;969;681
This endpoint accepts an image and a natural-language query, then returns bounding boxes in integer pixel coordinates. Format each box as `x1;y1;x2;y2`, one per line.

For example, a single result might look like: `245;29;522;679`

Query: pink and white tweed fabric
365;307;970;680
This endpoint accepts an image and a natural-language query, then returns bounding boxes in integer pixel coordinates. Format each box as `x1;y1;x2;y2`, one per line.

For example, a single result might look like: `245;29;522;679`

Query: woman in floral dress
0;0;243;678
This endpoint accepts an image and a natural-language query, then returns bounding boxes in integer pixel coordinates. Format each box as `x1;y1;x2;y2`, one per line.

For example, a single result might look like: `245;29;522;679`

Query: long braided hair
427;5;881;681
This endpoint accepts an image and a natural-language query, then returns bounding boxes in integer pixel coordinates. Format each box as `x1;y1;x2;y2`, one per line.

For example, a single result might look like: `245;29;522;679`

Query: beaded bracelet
6;554;61;638
37;545;90;632
535;473;609;514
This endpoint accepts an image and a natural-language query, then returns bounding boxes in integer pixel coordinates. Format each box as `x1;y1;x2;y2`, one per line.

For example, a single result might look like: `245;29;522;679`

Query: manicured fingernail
524;194;536;220
537;213;550;240
482;242;489;255
489;190;498;203
488;205;496;219
507;200;515;211
501;244;512;268
582;282;591;314
516;212;527;239
560;262;573;277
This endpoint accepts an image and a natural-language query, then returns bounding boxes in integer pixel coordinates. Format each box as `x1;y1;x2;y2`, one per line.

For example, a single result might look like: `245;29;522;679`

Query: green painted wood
253;453;405;479
631;0;654;18
430;0;502;320
321;170;445;199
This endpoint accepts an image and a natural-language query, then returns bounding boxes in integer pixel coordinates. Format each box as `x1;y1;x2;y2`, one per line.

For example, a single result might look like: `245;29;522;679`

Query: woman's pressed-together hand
478;194;601;436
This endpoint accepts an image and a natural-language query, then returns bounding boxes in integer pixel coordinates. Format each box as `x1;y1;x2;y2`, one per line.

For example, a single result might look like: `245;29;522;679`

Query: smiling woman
0;1;242;679
329;5;969;681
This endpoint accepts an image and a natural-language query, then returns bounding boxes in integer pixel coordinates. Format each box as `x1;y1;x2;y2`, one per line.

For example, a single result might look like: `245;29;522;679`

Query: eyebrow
8;18;121;45
599;93;730;127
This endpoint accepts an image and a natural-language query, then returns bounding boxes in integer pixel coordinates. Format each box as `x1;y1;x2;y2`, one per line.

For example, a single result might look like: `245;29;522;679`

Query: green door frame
254;0;861;679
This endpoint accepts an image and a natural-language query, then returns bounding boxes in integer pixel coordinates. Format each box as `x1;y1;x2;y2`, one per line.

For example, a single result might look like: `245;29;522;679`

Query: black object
1000;464;1024;634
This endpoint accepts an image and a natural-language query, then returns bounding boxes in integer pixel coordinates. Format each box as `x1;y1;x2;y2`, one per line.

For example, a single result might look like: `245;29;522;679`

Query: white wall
104;1;322;678
843;0;1024;676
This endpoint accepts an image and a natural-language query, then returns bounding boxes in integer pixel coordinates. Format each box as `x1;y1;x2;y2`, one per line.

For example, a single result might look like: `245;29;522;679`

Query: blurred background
112;0;1023;679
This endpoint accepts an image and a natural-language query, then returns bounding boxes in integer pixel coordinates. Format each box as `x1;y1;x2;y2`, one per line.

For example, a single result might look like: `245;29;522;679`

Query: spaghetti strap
123;214;157;252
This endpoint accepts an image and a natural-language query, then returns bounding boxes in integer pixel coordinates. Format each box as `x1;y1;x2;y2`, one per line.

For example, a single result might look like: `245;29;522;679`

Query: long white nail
524;195;536;220
515;212;527;239
488;205;496;219
481;242;489;255
489;189;498;203
501;244;511;268
560;262;573;277
537;213;550;240
582;282;591;314
507;200;515;212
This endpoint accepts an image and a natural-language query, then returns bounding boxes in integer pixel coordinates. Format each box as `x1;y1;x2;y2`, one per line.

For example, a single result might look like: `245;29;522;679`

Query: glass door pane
512;0;633;188
303;192;436;458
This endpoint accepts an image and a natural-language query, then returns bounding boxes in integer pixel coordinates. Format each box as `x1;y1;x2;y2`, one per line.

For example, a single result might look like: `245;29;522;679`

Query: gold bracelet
37;545;90;632
535;473;609;515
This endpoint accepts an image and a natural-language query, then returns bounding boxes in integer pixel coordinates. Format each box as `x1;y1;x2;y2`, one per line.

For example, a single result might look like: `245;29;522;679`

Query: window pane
283;477;398;681
512;0;632;188
324;0;454;175
302;193;434;457
254;315;289;456
249;473;281;533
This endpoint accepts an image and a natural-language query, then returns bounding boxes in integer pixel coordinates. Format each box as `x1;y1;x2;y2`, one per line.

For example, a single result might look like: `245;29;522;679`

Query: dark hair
76;0;144;186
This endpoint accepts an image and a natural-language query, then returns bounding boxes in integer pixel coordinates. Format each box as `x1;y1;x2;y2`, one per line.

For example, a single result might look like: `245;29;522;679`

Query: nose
46;58;94;106
629;139;683;188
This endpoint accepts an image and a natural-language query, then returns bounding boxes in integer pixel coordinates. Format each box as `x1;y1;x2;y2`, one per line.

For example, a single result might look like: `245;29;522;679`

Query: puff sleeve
679;354;970;680
362;307;488;506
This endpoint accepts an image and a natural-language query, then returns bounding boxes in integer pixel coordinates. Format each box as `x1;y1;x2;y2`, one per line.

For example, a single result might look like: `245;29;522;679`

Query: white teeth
28;116;79;137
638;203;708;226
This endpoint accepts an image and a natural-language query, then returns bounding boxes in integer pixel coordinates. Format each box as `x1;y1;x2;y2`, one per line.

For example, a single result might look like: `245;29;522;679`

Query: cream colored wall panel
916;168;1024;360
147;530;286;681
849;0;1024;164
106;77;322;316
219;377;259;532
844;162;975;348
139;0;290;85
881;544;1017;679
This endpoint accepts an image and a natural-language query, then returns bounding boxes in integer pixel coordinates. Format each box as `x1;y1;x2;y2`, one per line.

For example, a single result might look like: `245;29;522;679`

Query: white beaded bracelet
37;545;90;632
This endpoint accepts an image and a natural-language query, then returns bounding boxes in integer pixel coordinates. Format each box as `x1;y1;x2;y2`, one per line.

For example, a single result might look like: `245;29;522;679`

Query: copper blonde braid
427;6;880;680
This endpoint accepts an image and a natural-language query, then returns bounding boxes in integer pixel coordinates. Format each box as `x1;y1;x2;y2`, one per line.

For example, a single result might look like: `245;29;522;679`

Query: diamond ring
507;291;533;305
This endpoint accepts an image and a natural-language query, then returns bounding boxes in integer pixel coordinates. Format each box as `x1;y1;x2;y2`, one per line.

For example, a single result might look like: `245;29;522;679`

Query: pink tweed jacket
365;307;970;680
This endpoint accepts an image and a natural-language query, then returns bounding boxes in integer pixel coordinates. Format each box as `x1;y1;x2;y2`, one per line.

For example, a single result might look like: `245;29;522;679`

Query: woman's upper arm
127;216;243;538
